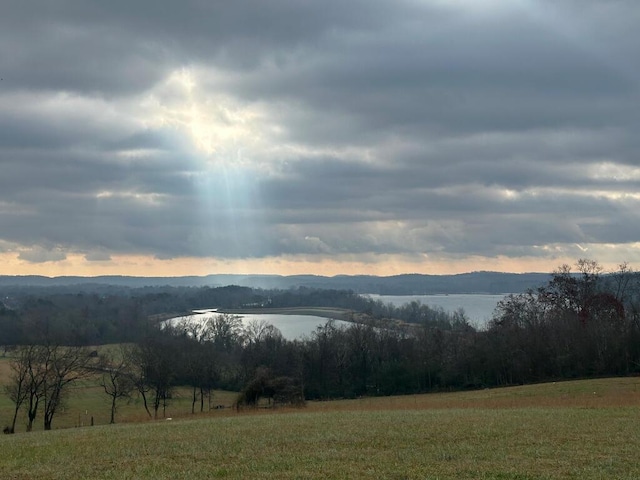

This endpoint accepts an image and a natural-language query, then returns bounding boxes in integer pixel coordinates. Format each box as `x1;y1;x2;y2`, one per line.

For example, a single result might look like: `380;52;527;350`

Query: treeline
125;259;640;402
4;307;470;433
0;284;460;346
2;283;467;430
486;260;640;382
0;271;552;294
4;259;640;431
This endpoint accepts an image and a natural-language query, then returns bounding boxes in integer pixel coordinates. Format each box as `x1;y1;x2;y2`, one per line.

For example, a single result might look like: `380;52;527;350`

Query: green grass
1;377;640;478
0;352;238;432
3;349;640;478
0;380;239;432
1;405;640;479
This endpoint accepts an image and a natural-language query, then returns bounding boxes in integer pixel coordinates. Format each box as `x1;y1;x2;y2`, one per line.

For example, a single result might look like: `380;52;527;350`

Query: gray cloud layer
2;1;640;268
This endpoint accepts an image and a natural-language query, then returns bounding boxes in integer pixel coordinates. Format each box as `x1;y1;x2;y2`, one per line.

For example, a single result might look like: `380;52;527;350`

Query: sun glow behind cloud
96;61;640;274
136;68;282;266
142;69;271;167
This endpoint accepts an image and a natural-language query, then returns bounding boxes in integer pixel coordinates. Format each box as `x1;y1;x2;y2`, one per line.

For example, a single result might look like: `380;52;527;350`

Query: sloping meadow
2;378;640;479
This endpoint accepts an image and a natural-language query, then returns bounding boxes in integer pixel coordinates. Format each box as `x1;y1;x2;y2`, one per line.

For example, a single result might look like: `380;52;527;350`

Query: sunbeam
139;68;273;266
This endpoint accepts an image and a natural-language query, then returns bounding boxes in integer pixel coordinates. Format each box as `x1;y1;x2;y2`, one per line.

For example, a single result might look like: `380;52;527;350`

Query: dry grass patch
305;377;640;413
0;355;12;382
0;347;240;432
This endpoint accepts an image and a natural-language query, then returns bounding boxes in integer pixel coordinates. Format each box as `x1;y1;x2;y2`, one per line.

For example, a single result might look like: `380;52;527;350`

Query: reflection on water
367;293;508;328
167;312;349;340
167;294;508;339
240;313;351;339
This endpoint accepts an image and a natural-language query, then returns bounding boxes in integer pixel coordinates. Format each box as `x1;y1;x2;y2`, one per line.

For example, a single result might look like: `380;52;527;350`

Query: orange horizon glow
0;252;600;278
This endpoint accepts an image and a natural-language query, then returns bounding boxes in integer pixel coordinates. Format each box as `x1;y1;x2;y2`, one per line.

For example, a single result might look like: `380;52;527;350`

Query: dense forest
3;260;640;431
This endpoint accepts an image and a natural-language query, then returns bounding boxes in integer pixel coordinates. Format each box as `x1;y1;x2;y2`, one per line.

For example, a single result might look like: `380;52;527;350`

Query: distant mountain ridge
0;272;551;294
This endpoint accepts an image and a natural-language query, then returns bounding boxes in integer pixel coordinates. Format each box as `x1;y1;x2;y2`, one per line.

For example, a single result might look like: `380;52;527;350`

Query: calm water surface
168;312;350;341
169;294;508;339
368;294;508;328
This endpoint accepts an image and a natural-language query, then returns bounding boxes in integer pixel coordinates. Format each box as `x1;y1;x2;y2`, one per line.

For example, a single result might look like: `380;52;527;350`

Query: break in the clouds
1;0;640;275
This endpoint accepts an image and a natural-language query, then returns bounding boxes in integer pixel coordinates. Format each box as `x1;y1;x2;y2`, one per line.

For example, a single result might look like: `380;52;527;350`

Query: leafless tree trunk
6;344;92;432
4;347;31;433
42;345;92;430
98;349;135;424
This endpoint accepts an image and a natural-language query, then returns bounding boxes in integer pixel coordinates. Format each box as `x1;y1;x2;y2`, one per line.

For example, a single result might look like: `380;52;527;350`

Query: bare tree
5;344;92;432
23;345;48;432
128;328;179;419
98;348;136;424
243;319;277;345
4;347;31;433
611;261;633;303
42;345;93;430
173;318;218;414
203;313;245;351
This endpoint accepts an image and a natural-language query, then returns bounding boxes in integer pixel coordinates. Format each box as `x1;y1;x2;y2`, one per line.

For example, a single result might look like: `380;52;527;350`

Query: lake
367;293;508;328
166;312;351;341
167;293;508;340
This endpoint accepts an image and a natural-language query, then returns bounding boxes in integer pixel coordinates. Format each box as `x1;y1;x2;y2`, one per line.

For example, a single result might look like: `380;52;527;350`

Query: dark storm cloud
1;0;640;266
0;0;403;95
216;5;637;144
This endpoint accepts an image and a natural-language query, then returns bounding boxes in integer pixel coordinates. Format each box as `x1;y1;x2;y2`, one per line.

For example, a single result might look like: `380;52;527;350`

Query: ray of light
142;68;271;266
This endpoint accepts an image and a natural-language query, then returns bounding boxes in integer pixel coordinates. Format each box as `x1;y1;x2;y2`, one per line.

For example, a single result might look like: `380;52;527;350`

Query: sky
1;0;640;278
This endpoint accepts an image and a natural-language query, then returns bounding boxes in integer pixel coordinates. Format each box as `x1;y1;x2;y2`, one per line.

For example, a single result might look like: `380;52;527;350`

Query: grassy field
1;374;640;479
0;352;239;432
